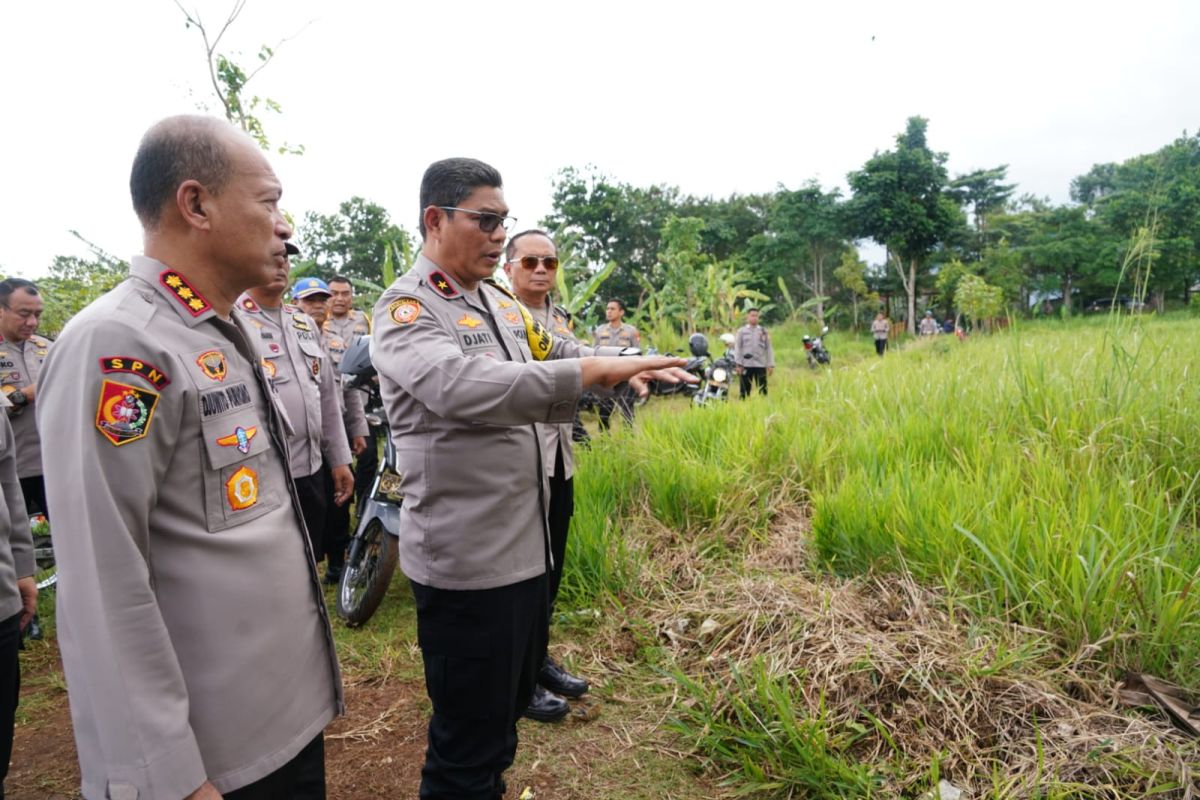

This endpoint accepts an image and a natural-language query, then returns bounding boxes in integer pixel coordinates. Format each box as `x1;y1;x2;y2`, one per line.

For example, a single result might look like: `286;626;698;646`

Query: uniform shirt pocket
199;408;280;532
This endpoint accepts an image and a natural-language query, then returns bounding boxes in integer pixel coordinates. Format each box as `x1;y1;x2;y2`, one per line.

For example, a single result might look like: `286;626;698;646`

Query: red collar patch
160;270;211;317
427;271;459;298
240;296;260;313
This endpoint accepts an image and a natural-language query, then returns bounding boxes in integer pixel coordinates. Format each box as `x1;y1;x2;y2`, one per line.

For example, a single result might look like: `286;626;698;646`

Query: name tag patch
200;383;253;418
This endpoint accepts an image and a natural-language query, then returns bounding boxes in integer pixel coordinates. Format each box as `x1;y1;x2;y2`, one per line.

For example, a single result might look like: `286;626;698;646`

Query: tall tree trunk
1061;277;1073;315
888;250;918;334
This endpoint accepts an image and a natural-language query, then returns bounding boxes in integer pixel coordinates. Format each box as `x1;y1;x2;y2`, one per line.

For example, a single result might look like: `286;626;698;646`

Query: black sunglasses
439;206;517;234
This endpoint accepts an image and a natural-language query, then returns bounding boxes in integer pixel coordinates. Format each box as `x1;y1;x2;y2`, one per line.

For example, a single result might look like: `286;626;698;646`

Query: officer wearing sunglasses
371;158;695;800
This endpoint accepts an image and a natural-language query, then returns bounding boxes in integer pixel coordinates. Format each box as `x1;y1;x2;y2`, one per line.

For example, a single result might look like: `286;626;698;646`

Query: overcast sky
2;0;1197;276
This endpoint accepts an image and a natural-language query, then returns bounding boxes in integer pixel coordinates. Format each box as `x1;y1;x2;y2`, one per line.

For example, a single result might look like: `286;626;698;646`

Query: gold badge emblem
457;314;483;329
390;298;422;326
504;312;520;324
226;466;259;511
196;350;227;381
261;359;277;379
497;299;513;309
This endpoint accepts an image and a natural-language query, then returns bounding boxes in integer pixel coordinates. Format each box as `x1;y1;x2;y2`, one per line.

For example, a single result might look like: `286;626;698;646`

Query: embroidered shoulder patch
196;350;228;382
159;270;211;317
389;298;422;326
95;380;159;446
427;271;459;298
99;356;171;390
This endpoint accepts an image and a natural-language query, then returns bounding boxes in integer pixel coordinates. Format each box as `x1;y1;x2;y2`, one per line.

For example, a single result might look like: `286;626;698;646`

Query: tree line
26;117;1200;338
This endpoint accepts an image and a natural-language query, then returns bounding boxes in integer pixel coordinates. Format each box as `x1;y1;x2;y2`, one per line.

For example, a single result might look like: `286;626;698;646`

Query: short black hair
746;306;759;313
327;274;353;288
130;115;235;229
606;298;626;312
505;229;555;262
0;278;39;306
419;158;503;238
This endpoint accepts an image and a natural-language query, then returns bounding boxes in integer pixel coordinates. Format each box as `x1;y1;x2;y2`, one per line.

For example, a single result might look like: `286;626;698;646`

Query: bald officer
38;115;341;800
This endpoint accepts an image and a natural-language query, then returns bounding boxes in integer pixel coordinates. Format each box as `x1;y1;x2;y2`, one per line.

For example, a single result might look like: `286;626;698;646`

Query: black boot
539;656;588;698
523;685;569;722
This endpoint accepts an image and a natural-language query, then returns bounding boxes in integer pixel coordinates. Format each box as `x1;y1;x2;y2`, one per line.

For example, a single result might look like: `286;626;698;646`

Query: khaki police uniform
319;316;369;443
0;333;51;480
38;256;342;800
734;322;774;398
0;400;34;782
323;308;370;345
373;254;595;796
591;322;640;429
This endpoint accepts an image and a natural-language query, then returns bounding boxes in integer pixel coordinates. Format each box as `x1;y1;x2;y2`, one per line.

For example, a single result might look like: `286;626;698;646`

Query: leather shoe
524;685;569;722
539;657;589;698
323;567;341;586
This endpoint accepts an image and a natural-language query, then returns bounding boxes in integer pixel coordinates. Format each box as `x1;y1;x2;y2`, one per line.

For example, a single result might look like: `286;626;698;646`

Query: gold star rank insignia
159;270;211;317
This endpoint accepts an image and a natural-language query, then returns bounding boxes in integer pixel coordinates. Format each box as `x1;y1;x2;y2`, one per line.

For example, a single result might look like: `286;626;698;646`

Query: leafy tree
1020;205;1104;314
37;233;129;336
831;250;878;329
954;274;1005;330
747;181;847;325
950;166;1016;259
175;0;305;154
845;117;966;333
296;197;411;286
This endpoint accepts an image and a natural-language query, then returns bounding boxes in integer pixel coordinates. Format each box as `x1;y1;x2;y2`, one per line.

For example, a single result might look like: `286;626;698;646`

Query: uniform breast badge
196;350;228;382
216;426;258;455
225;466;259;511
95;380;159;446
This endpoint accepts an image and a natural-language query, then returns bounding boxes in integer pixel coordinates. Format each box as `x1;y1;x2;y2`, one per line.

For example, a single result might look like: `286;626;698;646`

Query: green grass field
559;313;1200;797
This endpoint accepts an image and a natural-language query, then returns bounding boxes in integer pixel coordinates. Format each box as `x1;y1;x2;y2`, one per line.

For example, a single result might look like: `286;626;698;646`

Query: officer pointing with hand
372;157;694;799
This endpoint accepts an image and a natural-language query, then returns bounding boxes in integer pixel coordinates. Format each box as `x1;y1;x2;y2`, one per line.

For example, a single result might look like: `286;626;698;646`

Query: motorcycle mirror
688;332;710;358
340;334;376;378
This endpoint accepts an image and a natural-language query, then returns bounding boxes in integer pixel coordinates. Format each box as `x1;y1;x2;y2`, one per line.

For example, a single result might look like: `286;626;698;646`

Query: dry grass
579;507;1200;797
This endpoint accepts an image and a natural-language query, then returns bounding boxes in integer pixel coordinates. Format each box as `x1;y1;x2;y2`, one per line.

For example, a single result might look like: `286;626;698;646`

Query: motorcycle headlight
712;367;728;384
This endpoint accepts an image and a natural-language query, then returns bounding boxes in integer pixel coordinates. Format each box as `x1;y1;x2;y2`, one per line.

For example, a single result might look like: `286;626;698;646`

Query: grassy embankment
559;313;1200;797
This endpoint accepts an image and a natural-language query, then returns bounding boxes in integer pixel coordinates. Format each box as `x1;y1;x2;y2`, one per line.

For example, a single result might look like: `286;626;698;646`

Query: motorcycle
31;513;55;591
644;336;707;398
692;333;736;406
335;335;402;627
803;326;832;369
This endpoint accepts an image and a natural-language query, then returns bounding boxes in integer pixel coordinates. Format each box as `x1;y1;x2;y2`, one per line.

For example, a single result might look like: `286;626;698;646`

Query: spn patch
95;380;159;447
390;298;421;326
225;466;259;511
100;356;171;389
160;270;211;317
457;314;483;329
200;383;253;418
216;426;258;454
196;350;228;382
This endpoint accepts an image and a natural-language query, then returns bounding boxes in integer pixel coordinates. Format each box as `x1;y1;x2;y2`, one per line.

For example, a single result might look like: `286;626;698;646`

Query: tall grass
568;314;1200;687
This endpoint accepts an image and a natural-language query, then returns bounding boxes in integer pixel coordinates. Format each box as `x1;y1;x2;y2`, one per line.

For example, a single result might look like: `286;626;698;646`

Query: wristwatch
7;390;27;408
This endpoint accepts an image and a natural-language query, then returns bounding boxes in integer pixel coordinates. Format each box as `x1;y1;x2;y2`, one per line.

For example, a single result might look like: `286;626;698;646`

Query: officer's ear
176;179;214;232
422;205;446;242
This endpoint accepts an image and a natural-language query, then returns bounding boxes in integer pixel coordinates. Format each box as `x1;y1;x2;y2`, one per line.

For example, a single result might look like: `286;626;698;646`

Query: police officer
291;277;368;584
238;272;354;579
38;115;341;800
0;402;37;797
733;307;775;397
0;279;52;517
503;230;590;723
323;275;376;506
373;158;692;800
592;299;641;430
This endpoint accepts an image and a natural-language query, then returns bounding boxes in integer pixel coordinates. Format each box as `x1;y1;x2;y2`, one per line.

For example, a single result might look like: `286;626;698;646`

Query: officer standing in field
592;299;641;430
373;157;692;799
733;307;775;397
0;403;37;798
324;275;376;507
238;272;355;577
291;276;368;584
38;115;342;800
503;230;591;723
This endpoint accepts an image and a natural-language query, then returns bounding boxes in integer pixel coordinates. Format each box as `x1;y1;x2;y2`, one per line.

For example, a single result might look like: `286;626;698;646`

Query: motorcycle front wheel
336;517;398;627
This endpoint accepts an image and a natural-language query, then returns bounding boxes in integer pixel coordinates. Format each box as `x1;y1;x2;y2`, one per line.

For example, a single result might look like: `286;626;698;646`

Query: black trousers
412;574;548;800
875;338;887;356
324;465;350;572
223;733;325;800
0;612;21;798
598;386;635;430
739;367;768;398
293;471;328;562
18;476;47;519
545;447;574;623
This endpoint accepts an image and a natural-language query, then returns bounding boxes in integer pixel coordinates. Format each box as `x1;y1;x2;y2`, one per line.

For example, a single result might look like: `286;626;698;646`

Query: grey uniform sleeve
318;351;352;468
37;322;208;797
342;383;368;440
0;415;33;578
764;331;775;369
374;297;580;426
733;330;743;364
